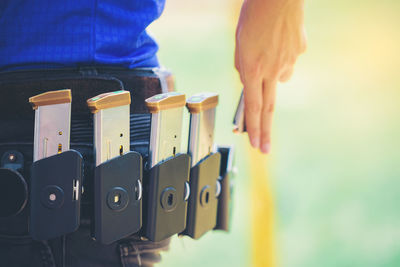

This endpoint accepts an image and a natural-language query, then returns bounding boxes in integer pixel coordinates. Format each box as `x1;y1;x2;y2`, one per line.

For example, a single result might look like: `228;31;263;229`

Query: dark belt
0;67;174;140
0;67;173;267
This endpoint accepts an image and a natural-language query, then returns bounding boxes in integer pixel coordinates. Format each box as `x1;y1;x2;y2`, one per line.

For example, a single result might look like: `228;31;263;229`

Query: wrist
242;0;304;17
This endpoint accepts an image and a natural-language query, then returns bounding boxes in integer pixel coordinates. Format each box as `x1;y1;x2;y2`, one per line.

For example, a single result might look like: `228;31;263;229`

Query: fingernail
250;137;260;148
261;143;271;154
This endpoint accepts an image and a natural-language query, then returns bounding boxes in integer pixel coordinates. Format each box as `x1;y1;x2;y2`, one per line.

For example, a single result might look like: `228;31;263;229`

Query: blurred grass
150;0;400;266
274;0;400;266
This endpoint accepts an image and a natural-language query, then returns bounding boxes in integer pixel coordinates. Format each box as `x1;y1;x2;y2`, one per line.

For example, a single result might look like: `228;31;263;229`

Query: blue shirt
0;0;165;71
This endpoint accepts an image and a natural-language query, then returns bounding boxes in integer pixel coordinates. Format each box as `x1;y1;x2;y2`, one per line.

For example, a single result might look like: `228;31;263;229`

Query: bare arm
235;0;306;153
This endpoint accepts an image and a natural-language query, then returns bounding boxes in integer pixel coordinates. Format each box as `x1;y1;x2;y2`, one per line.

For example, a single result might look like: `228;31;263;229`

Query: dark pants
0;67;173;267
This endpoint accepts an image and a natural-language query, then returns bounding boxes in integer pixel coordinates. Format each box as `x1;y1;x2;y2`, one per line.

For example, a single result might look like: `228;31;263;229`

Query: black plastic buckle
143;153;191;242
30;150;83;240
92;151;143;244
182;152;221;239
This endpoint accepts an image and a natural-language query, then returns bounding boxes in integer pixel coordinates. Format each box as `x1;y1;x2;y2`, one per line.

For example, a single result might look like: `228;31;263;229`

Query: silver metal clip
186;92;219;167
233;89;246;134
87;91;131;166
145;92;186;168
29;89;72;162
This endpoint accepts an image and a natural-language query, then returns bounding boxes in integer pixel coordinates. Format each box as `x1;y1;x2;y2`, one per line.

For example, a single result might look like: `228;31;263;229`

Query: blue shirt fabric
0;0;165;71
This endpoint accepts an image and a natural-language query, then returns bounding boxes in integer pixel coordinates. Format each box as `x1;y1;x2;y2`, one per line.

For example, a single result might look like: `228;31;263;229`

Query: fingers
260;79;277;154
279;66;294;82
243;78;263;150
234;45;240;72
299;27;307;54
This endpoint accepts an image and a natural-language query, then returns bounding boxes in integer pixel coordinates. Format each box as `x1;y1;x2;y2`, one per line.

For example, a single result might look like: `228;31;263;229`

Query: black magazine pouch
30;150;83;241
92;151;142;245
182;152;221;239
214;146;235;231
143;153;190;242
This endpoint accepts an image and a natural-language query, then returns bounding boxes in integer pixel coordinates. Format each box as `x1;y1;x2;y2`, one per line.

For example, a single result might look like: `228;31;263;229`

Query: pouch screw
160;187;178;212
8;154;16;162
49;193;56;201
200;185;211;207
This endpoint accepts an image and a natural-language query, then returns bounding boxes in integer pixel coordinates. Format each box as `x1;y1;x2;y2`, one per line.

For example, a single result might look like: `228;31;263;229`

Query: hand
235;0;307;153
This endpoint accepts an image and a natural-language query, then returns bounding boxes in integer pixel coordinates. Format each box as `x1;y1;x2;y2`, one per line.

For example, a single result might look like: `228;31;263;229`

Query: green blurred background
150;0;400;266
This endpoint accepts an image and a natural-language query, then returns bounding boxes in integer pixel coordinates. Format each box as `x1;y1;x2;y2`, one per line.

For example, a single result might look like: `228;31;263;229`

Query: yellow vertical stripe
249;147;276;267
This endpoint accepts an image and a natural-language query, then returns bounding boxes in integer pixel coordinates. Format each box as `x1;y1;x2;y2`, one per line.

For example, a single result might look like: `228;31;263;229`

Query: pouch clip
214;145;236;231
183;152;221;239
30;150;83;240
92;151;142;244
143;153;190;242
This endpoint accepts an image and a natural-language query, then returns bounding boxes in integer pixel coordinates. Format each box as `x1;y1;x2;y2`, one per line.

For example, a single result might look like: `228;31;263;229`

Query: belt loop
61;235;66;267
119;243;128;267
39;240;57;267
134;245;142;267
78;67;98;76
152;68;175;93
119;242;143;267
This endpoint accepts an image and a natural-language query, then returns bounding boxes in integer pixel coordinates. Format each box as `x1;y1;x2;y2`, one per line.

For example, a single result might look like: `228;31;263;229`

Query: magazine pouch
30;150;83;241
214;146;235;231
143;154;190;242
183;152;221;239
92;151;142;245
